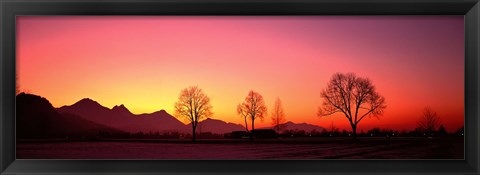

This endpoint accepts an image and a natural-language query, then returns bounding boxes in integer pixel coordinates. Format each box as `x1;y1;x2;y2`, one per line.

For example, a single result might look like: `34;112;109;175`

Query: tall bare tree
271;97;286;134
174;86;213;141
237;90;267;140
318;72;386;140
417;107;440;135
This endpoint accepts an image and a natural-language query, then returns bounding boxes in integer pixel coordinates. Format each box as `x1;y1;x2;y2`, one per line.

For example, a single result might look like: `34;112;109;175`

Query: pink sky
17;16;464;132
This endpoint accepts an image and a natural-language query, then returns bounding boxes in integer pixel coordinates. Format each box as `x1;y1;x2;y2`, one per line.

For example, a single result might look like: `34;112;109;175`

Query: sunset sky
16;16;464;132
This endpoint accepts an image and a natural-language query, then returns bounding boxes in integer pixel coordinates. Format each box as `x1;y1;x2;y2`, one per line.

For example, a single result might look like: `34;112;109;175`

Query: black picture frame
1;0;479;174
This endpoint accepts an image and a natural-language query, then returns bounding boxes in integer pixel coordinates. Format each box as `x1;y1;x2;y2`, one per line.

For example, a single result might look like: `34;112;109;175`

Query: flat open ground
16;137;463;159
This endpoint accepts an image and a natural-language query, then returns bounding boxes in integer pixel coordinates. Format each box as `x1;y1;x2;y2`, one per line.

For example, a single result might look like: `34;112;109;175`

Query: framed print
1;0;479;174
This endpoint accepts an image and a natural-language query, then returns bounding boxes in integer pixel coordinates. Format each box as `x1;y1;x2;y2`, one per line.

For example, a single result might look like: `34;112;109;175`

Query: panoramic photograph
16;16;464;159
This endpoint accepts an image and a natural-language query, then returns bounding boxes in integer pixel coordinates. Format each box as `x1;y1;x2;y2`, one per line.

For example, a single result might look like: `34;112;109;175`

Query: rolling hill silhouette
266;121;326;133
16;93;125;139
196;118;246;134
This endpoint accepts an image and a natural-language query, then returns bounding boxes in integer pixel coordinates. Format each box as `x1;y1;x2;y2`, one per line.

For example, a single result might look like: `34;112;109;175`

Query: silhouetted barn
251;129;277;139
224;131;249;139
225;130;277;139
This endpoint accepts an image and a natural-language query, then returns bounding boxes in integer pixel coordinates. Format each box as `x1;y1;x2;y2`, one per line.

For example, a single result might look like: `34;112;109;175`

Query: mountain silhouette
58;100;189;133
18;93;282;135
16;93;125;139
265;121;326;133
196;118;246;134
122;110;190;133
111;104;133;116
57;98;249;134
58;98;125;125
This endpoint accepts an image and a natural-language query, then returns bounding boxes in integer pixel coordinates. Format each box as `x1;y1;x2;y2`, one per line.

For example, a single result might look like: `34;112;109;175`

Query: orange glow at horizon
16;16;464;132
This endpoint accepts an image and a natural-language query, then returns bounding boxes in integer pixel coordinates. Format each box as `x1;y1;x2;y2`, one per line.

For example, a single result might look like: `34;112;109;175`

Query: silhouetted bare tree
417;107;440;135
271;97;286;135
174;86;213;141
237;90;267;140
318;72;386;140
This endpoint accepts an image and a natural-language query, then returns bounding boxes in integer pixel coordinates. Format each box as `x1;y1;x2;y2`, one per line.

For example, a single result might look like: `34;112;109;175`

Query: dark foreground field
17;137;463;159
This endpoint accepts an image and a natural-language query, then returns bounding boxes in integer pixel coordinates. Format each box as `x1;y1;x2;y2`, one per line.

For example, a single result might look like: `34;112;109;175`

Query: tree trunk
276;120;280;135
244;117;249;133
252;120;255;131
351;124;357;141
192;124;196;142
250;119;255;142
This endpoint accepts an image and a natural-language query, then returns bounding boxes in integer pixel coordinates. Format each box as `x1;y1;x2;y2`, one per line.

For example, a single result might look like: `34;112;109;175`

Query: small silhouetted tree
417;107;440;135
237;90;267;141
271;97;286;134
174;86;213;141
318;72;386;140
438;125;447;136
